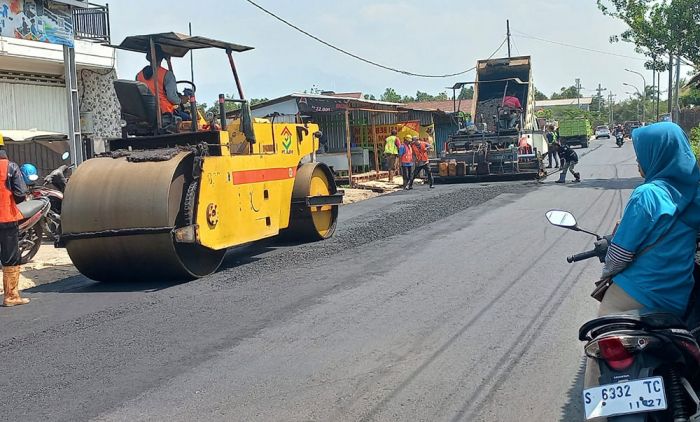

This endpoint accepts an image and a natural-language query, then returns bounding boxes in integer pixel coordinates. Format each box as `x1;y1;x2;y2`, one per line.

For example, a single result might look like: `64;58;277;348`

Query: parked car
594;125;611;139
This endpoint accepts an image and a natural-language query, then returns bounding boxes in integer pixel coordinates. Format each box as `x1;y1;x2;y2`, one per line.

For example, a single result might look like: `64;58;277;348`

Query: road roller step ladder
59;32;343;282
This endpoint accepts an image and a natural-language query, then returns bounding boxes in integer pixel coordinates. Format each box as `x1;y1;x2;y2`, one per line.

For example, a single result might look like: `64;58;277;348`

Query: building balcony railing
72;3;111;43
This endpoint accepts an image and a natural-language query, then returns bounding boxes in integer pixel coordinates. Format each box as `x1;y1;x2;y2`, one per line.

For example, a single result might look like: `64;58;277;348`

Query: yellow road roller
60;33;343;282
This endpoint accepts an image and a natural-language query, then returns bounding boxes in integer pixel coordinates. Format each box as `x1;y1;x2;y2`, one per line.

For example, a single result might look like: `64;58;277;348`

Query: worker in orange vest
408;136;434;189
136;44;181;117
0;131;30;307
399;135;414;190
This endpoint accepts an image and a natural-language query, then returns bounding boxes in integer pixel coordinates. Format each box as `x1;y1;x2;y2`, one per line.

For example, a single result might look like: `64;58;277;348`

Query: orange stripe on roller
231;167;297;184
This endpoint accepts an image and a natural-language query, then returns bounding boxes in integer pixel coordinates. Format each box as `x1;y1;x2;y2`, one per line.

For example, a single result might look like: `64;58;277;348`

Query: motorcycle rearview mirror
545;209;601;239
61;151;70;160
545;210;577;228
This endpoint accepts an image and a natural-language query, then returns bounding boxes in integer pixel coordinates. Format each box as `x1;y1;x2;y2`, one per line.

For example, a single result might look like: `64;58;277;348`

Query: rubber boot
555;172;566;184
2;266;29;307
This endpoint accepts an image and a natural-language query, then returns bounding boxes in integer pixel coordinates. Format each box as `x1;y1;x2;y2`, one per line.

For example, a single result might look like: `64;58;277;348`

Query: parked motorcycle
17;198;50;264
26;152;71;240
545;209;700;421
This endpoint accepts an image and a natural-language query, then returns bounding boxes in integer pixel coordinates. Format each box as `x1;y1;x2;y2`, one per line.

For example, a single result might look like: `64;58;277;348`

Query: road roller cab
60;32;343;282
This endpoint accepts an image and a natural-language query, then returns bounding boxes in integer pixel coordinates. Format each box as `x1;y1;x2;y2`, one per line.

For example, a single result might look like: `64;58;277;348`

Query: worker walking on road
384;129;400;183
0;131;29;307
555;144;581;183
399;135;414;190
408;136;434;189
546;125;560;169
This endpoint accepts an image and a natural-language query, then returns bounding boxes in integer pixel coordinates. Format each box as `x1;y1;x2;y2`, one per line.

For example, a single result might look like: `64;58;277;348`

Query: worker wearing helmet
136;44;181;116
20;163;38;186
0;131;30;307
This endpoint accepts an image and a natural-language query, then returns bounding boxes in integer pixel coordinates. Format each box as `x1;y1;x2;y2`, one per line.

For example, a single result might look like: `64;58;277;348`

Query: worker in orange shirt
136;44;181;117
399;135;414;190
0;131;30;307
408;136;434;189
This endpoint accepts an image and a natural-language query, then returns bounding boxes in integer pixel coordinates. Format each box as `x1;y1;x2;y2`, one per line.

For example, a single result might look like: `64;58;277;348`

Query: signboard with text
0;0;74;47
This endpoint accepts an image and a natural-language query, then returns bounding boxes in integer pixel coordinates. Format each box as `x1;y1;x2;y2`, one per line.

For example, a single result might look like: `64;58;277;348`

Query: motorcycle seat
579;310;687;341
17;200;46;220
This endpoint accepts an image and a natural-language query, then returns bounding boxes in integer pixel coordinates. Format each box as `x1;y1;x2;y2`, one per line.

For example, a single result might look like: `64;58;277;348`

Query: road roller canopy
113;32;254;57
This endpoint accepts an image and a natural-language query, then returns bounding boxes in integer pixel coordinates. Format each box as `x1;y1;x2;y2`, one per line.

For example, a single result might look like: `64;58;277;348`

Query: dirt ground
0;243;77;293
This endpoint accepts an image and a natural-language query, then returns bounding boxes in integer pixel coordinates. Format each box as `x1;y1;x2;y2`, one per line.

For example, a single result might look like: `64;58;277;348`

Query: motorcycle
546;209;700;421
17;198;51;264
616;133;625;147
27;152;71;240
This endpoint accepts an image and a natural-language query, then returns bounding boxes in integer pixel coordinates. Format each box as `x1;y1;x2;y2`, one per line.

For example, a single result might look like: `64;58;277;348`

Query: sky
107;0;677;108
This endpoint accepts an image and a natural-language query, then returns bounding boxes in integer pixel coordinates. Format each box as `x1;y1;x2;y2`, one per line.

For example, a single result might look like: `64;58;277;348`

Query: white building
0;0;119;159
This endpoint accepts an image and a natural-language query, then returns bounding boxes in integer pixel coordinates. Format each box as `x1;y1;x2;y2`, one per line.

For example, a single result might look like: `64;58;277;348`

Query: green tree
205;95;268;115
363;94;377;101
597;0;700;68
434;91;449;101
415;91;433;102
380;88;402;103
458;86;474;100
534;88;548;101
550;86;581;100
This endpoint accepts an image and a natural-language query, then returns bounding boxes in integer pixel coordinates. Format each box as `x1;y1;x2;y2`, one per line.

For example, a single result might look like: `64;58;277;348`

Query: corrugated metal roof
252;93;404;110
0;129;68;142
534;97;594;107
403;100;472;113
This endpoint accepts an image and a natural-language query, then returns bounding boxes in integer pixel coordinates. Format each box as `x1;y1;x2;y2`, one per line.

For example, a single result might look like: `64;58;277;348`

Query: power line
512;30;646;61
244;0;507;78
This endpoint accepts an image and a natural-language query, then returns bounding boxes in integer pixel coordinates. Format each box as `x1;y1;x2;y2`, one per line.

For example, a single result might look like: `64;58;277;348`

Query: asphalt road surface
0;138;641;422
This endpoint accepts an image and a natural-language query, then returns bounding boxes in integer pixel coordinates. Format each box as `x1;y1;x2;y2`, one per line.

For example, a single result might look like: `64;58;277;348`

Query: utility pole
608;91;616;125
656;70;661;121
668;54;673;116
595;83;607;113
624;68;646;122
575;78;581;109
506;20;511;58
674;54;681;122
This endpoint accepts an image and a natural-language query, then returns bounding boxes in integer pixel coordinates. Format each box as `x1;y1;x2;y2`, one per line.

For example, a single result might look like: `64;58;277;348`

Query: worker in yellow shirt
384;129;400;183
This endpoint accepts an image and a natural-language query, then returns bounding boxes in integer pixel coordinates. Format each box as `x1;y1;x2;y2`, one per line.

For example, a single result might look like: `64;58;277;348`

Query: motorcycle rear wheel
19;224;43;264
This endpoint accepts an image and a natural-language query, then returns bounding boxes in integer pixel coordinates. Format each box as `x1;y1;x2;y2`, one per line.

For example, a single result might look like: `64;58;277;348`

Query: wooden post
345;108;353;185
371;113;379;177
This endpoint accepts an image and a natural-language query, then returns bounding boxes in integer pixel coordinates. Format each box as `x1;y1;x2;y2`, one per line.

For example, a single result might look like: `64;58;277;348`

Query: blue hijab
612;122;700;314
632;122;700;216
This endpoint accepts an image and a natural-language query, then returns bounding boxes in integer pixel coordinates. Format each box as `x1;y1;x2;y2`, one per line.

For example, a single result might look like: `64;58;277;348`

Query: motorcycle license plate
583;376;667;420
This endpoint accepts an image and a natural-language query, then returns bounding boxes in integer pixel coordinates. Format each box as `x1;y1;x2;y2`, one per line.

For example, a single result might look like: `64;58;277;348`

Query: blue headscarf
632;122;700;216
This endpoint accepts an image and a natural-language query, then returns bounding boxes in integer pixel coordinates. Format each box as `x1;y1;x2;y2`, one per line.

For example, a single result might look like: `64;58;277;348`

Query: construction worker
408;136;434;189
546;125;560;168
136;44;180;117
384;128;400;183
399;135;414;190
0;131;29;307
555;144;581;183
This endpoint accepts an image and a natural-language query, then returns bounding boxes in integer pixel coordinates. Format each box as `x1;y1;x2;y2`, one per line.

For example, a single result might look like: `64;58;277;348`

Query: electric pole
668;54;673;116
674;54;681;122
506;20;511;58
608;91;617;125
575;78;581;109
595;83;607;113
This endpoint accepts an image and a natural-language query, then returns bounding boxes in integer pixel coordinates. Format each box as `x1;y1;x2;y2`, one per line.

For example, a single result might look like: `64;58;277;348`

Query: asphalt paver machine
60;32;343;282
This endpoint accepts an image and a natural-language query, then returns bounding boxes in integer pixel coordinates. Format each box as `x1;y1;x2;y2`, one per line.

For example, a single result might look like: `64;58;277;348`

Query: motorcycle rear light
599;337;635;371
677;339;700;364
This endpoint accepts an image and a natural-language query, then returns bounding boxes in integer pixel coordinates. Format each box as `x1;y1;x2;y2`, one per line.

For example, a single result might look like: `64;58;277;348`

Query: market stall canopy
113;32;254;57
